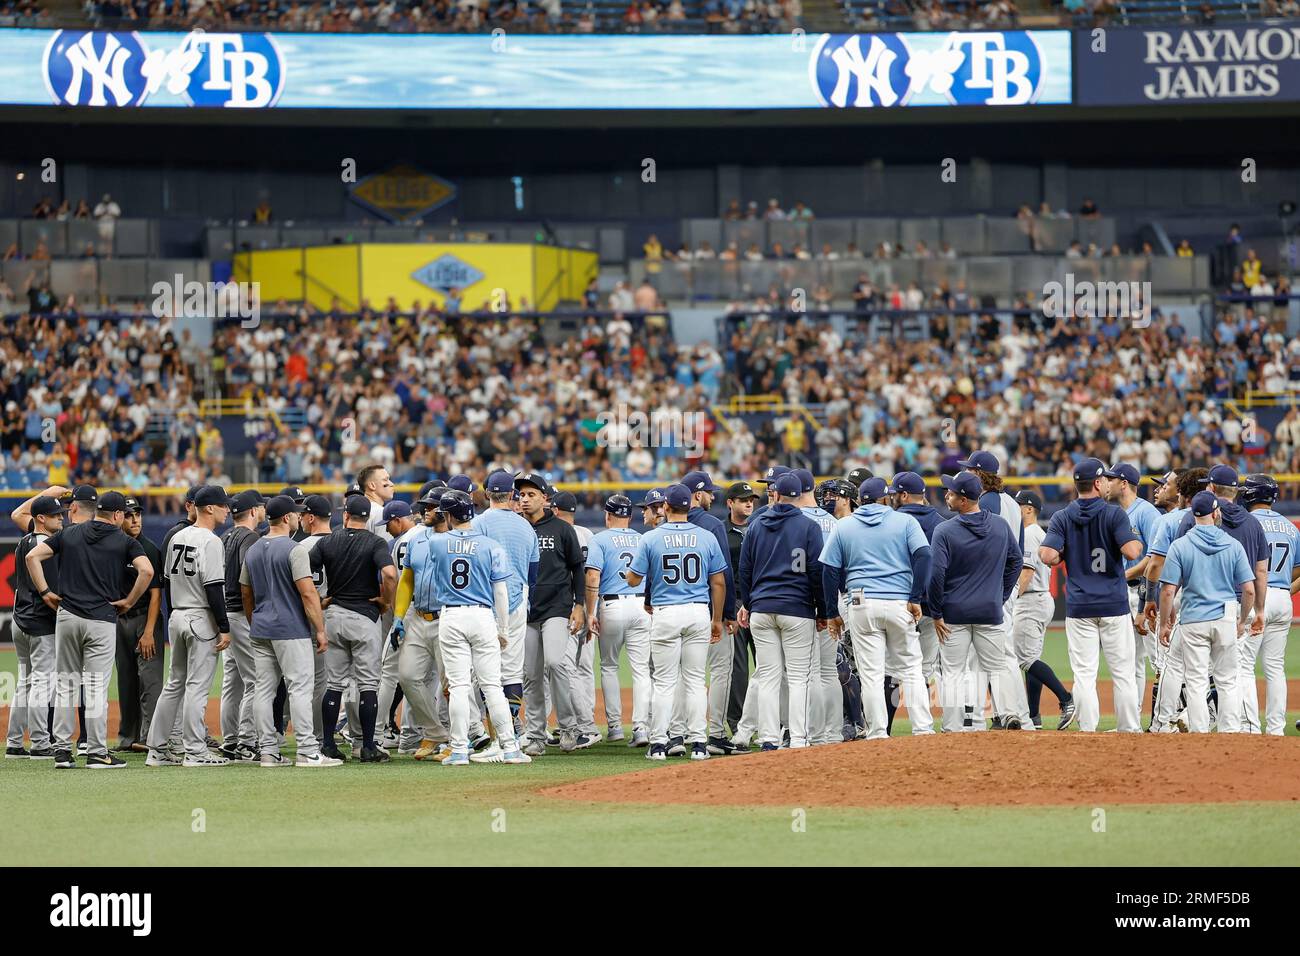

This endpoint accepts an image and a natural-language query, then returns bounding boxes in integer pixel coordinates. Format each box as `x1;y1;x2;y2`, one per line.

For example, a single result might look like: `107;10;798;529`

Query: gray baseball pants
52;610;115;758
251;637;320;757
8;625;54;751
147;608;222;757
219;613;258;749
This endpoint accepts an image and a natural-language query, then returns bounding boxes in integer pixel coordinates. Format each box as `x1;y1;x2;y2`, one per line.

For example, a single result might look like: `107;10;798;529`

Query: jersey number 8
450;558;471;590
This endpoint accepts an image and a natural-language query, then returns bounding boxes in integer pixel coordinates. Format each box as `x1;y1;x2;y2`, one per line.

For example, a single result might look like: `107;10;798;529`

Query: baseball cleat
86;753;127;769
470;732;492;752
236;745;261;763
522;740;546;758
1058;699;1078;730
441;750;471;766
358;746;392;763
379;730;400;750
731;740;751;753
546;732;562;747
706;736;739;756
145;749;183;767
501;749;533;765
53;750;76;769
760;742;780;752
261;752;291;768
559;732;579;753
413;739;443;761
574;733;600;750
841;722;857;742
321;745;348;762
690;743;709;760
1003;715;1023;731
666;736;686;757
645;743;667;761
296;752;343;768
76;741;88;755
990;715;1006;730
5;747;30;759
184;752;231;767
205;735;222;751
397;742;419;755
606;727;626;742
1032;716;1043;730
628;728;650;748
470;742;505;764
28;747;55;760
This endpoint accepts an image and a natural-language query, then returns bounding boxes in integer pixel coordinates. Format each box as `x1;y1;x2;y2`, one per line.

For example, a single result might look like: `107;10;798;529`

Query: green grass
3;630;1299;867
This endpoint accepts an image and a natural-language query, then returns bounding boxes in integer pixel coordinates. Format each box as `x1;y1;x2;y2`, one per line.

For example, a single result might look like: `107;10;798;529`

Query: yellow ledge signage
349;164;456;222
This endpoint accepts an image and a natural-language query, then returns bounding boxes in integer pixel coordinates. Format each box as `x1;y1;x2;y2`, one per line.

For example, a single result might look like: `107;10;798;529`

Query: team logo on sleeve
42;30;284;108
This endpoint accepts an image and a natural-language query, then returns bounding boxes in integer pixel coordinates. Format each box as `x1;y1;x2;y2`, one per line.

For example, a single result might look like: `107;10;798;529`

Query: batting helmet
1239;473;1279;508
439;489;475;523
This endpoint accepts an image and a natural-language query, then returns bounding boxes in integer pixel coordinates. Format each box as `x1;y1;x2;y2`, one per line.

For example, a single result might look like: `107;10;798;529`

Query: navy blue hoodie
1043;496;1137;618
688;506;736;620
927;509;1021;625
737;503;826;620
897;502;943;617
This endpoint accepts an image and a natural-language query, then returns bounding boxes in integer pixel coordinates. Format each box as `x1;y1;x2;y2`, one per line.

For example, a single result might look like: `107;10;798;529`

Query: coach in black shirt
310;495;396;762
113;495;165;752
26;490;154;769
724;481;757;734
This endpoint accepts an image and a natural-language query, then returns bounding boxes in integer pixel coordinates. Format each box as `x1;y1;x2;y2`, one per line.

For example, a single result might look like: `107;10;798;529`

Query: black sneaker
321;745;348;762
645;743;666;761
760;742;780;752
706;736;738;756
690;742;709;761
86;753;127;769
666;736;686;757
54;750;76;769
358;746;391;763
219;744;243;761
28;747;55;760
731;741;751;754
5;746;30;759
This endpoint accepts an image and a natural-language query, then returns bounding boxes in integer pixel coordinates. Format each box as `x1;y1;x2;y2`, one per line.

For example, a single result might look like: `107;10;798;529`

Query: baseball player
627;484;729;761
1139;469;1191;729
822;476;933;738
1236;474;1295;735
1102;461;1162;717
1039;458;1143;732
723;481;758;735
639;487;667;530
112;495;165;754
311;494;398;763
928;471;1031;732
353;466;396;540
6;493;66;759
818;478;865;739
585;494;651;746
737;473;828;749
552;490;601;747
242;495;341;768
412;489;529;766
27;490;155;769
471;470;537;746
1157;491;1258;733
680;470;738;755
294;494;336;742
790;469;842;746
750;465;792;523
376;499;419;749
1011;490;1076;730
218;490;265;762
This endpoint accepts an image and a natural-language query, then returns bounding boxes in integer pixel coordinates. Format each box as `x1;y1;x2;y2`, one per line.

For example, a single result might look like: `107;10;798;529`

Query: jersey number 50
661;552;702;585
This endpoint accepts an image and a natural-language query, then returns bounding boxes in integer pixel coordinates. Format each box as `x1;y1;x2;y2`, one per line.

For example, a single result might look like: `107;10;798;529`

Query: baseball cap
344;496;371;519
772;473;803;499
98;491;128;513
448;474;478;494
184;484;203;504
382;500;412;522
758;465;792;485
792;468;815;495
726;481;758;501
266;495;304;520
640;488;666;508
664;484;693;510
886;471;926;496
31;496;68;517
957;450;1001;474
344;481;362;498
1102;462;1141;487
940;471;983;501
278;485;307;503
303;494;332;519
1014;489;1043;511
229;490;261;515
858;477;889;503
122;495;143;515
485;470;515;494
1152;470;1178;487
551;491;578;514
1191;490;1220;517
417;479;447;501
1203;464;1239;488
844;467;874;489
514;472;551;494
72;484;98;503
681;470;721;494
1072;457;1107;482
195;485;229;508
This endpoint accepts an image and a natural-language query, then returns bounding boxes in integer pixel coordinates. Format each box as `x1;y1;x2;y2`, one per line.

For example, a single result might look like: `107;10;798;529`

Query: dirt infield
543;733;1300;809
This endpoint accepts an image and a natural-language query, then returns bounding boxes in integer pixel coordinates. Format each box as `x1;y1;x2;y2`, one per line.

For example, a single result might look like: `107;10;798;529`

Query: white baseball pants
938;622;1032;733
1065;614;1140;732
749;612;816;747
597;595;651;733
846;596;932;738
648;604;711;746
1180;614;1242;734
439;607;517;754
1239;588;1290;735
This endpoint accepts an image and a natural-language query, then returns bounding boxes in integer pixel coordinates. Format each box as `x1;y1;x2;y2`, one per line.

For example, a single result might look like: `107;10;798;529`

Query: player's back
588;527;644;596
166;524;223;608
1251;508;1299;588
429;529;510;609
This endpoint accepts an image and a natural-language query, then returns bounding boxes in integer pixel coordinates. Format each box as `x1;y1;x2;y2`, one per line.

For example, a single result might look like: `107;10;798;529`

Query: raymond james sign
1076;20;1300;104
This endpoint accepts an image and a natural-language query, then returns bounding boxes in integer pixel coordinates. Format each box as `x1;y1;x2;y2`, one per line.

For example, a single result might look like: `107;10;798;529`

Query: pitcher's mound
543;734;1300;809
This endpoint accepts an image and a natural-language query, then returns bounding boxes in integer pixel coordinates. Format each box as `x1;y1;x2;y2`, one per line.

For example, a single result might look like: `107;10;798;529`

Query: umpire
113;495;164;753
26;490;154;769
723;481;757;735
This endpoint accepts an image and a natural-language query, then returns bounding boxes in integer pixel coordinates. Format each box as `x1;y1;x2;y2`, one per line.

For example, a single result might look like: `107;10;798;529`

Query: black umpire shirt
222;525;260;612
45;520;146;624
725;518;746;573
14;529;59;636
527;509;584;624
125;533;163;615
308;527;393;622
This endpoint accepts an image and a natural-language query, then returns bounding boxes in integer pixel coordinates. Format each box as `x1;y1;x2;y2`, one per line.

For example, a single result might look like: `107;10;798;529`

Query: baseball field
2;629;1298;868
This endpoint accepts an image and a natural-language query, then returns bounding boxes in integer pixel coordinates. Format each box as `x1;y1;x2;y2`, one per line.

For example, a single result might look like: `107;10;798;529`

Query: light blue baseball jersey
630;521;727;607
405;528;512;610
586;527;645;596
820;505;928;600
1122;497;1162;571
800;505;837;538
1250;508;1300;589
1148;506;1188;558
472;507;540;612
